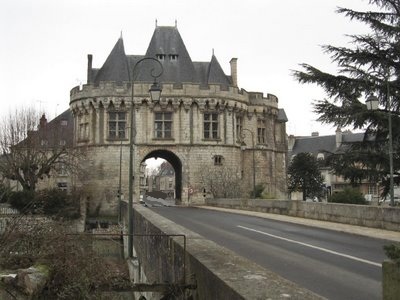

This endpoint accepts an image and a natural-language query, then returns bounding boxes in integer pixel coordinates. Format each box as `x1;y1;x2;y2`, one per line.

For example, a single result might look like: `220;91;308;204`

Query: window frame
108;111;127;140
154;111;173;139
257;119;266;144
214;155;224;166
78;114;89;142
203;112;219;140
236;115;243;142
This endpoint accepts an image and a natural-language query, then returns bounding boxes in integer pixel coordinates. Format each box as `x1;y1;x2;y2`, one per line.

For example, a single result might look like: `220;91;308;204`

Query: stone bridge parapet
125;203;322;299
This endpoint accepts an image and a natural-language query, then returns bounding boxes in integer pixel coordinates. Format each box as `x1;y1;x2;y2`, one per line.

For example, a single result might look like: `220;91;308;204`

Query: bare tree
0;107;84;191
198;165;243;198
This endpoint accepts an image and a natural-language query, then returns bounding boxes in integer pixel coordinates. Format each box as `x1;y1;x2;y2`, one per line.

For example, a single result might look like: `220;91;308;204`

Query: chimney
87;54;93;83
230;58;238;87
335;127;342;148
39;114;47;130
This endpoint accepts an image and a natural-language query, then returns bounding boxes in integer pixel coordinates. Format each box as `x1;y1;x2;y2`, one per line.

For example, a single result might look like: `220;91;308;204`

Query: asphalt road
149;206;391;300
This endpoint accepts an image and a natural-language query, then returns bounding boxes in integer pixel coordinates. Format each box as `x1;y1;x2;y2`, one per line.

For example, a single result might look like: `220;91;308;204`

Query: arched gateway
143;150;182;201
70;25;288;216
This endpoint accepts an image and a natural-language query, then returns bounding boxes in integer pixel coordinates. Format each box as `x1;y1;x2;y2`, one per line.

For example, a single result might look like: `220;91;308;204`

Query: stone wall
79;140;287;216
70;80;288;216
382;260;400;299
129;204;322;300
205;198;400;231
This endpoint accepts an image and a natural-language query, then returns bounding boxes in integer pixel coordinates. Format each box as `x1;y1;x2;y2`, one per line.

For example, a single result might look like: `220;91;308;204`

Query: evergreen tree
288;153;324;201
293;0;400;195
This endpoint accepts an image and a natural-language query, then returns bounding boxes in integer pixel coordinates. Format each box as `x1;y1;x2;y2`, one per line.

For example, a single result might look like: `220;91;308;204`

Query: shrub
384;243;400;265
8;190;36;213
328;188;367;205
251;184;265;198
38;189;80;220
0;184;12;203
37;189;68;215
8;188;80;219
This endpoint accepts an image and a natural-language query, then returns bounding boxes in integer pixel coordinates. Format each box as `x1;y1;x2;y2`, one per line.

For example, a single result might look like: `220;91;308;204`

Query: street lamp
241;128;256;198
118;140;123;223
366;95;395;206
128;57;163;258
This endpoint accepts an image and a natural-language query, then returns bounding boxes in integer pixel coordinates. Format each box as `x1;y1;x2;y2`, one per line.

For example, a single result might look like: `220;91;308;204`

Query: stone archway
143;150;182;201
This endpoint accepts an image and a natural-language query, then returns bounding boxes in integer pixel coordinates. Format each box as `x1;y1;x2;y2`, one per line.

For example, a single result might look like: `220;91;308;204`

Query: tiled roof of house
291;132;365;156
292;135;337;155
17;109;73;149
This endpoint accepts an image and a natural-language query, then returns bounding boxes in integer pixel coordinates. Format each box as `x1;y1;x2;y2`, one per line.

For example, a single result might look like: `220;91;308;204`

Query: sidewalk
199;206;400;242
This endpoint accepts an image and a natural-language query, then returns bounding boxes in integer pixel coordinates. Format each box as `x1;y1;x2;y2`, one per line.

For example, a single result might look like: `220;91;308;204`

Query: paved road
149;206;393;300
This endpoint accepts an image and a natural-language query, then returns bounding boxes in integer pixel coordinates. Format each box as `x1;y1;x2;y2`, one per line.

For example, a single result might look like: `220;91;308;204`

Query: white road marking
237;225;382;267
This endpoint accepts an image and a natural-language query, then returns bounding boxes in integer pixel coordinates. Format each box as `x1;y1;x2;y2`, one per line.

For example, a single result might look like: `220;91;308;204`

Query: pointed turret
207;54;231;85
94;37;130;83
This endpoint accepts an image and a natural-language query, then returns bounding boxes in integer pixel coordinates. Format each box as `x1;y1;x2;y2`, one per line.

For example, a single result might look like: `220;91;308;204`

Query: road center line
237;225;381;267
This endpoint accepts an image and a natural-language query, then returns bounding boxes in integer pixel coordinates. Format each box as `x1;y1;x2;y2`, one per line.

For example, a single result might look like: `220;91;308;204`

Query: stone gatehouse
70;25;288;215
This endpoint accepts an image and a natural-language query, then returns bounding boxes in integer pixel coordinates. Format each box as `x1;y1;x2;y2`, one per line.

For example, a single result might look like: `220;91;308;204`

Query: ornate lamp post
366;95;395;206
128;57;163;258
241;128;256;198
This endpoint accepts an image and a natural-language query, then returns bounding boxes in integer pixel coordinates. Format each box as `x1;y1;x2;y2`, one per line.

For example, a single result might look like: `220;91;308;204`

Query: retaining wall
205;199;400;231
130;204;322;300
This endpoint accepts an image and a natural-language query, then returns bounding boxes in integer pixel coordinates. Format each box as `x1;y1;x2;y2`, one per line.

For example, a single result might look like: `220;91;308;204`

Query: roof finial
120;31;123;39
155;19;158;28
175;19;177;28
212;48;215;56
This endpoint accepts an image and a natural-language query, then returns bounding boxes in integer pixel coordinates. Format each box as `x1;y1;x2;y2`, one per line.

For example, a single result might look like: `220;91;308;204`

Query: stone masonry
69;25;288;216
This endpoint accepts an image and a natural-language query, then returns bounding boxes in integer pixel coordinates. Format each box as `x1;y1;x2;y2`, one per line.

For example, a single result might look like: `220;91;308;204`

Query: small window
236;115;243;141
214;155;223;165
169;54;178;61
257;119;266;144
78;114;89;141
60;120;68;126
57;182;68;191
317;153;325;160
156;54;166;60
41;139;48;146
59;140;66;146
57;162;68;176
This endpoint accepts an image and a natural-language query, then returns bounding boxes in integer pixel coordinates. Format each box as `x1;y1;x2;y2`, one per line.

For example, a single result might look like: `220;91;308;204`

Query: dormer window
169;54;178;61
156;54;166;61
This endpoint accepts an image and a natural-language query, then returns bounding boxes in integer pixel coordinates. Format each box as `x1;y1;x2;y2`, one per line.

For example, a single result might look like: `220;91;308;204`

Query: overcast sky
1;0;374;136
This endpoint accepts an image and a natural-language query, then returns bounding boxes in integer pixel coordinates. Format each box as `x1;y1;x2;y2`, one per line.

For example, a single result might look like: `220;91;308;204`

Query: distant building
155;161;175;198
1;110;74;193
288;128;379;202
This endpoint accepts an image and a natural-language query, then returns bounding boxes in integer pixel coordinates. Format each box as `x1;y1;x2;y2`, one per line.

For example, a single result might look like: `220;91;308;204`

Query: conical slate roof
207;55;231;85
137;26;196;83
94;37;130;83
91;26;231;86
